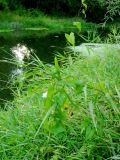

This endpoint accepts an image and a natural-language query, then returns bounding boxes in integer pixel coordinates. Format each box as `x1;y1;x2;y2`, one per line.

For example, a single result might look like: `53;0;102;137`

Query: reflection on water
10;44;33;76
11;43;32;62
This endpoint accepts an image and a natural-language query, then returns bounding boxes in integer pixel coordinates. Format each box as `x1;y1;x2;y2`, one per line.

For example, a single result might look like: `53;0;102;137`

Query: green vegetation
0;0;120;159
0;0;120;22
0;0;119;33
0;11;98;34
86;0;120;22
0;44;120;159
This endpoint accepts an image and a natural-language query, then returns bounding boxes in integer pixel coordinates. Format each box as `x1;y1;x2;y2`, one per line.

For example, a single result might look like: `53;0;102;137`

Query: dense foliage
4;0;81;16
0;47;120;159
86;0;120;22
0;0;119;22
0;0;8;10
0;0;119;159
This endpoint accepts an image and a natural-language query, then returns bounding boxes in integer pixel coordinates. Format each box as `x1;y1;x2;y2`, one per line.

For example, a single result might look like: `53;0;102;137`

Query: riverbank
0;48;119;159
0;9;120;159
0;11;98;34
0;11;119;35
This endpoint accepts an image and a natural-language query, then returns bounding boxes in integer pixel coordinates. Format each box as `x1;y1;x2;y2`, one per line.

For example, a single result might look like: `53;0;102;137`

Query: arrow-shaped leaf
65;32;75;46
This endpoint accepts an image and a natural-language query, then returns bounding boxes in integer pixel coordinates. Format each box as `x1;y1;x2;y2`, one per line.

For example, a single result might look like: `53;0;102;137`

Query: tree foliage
0;0;8;10
1;0;120;22
105;0;120;22
86;0;120;22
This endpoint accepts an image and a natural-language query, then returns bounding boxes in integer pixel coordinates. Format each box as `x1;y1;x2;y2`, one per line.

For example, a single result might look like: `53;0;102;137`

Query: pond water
0;31;66;107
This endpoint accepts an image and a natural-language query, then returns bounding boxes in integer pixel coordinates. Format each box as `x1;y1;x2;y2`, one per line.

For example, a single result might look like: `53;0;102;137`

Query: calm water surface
0;31;66;106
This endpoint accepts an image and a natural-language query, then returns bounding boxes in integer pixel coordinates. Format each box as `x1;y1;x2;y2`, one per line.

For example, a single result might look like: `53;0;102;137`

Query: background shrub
4;0;120;22
0;0;8;10
86;0;120;22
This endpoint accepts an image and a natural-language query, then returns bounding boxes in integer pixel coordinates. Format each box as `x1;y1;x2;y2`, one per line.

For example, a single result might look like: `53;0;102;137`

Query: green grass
0;11;97;34
0;48;120;159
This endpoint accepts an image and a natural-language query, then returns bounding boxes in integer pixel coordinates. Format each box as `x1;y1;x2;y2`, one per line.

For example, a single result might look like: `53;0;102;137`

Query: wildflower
42;91;48;98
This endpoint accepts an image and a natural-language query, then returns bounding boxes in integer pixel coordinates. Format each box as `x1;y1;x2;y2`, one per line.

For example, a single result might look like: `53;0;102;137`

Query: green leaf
73;22;81;32
52;122;65;135
82;0;85;3
54;57;61;80
83;3;87;10
89;101;97;131
45;85;54;108
85;126;94;140
82;9;86;17
54;57;60;70
65;32;75;46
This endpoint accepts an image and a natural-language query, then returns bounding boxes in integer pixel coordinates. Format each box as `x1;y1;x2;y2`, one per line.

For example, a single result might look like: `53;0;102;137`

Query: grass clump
0;49;120;159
